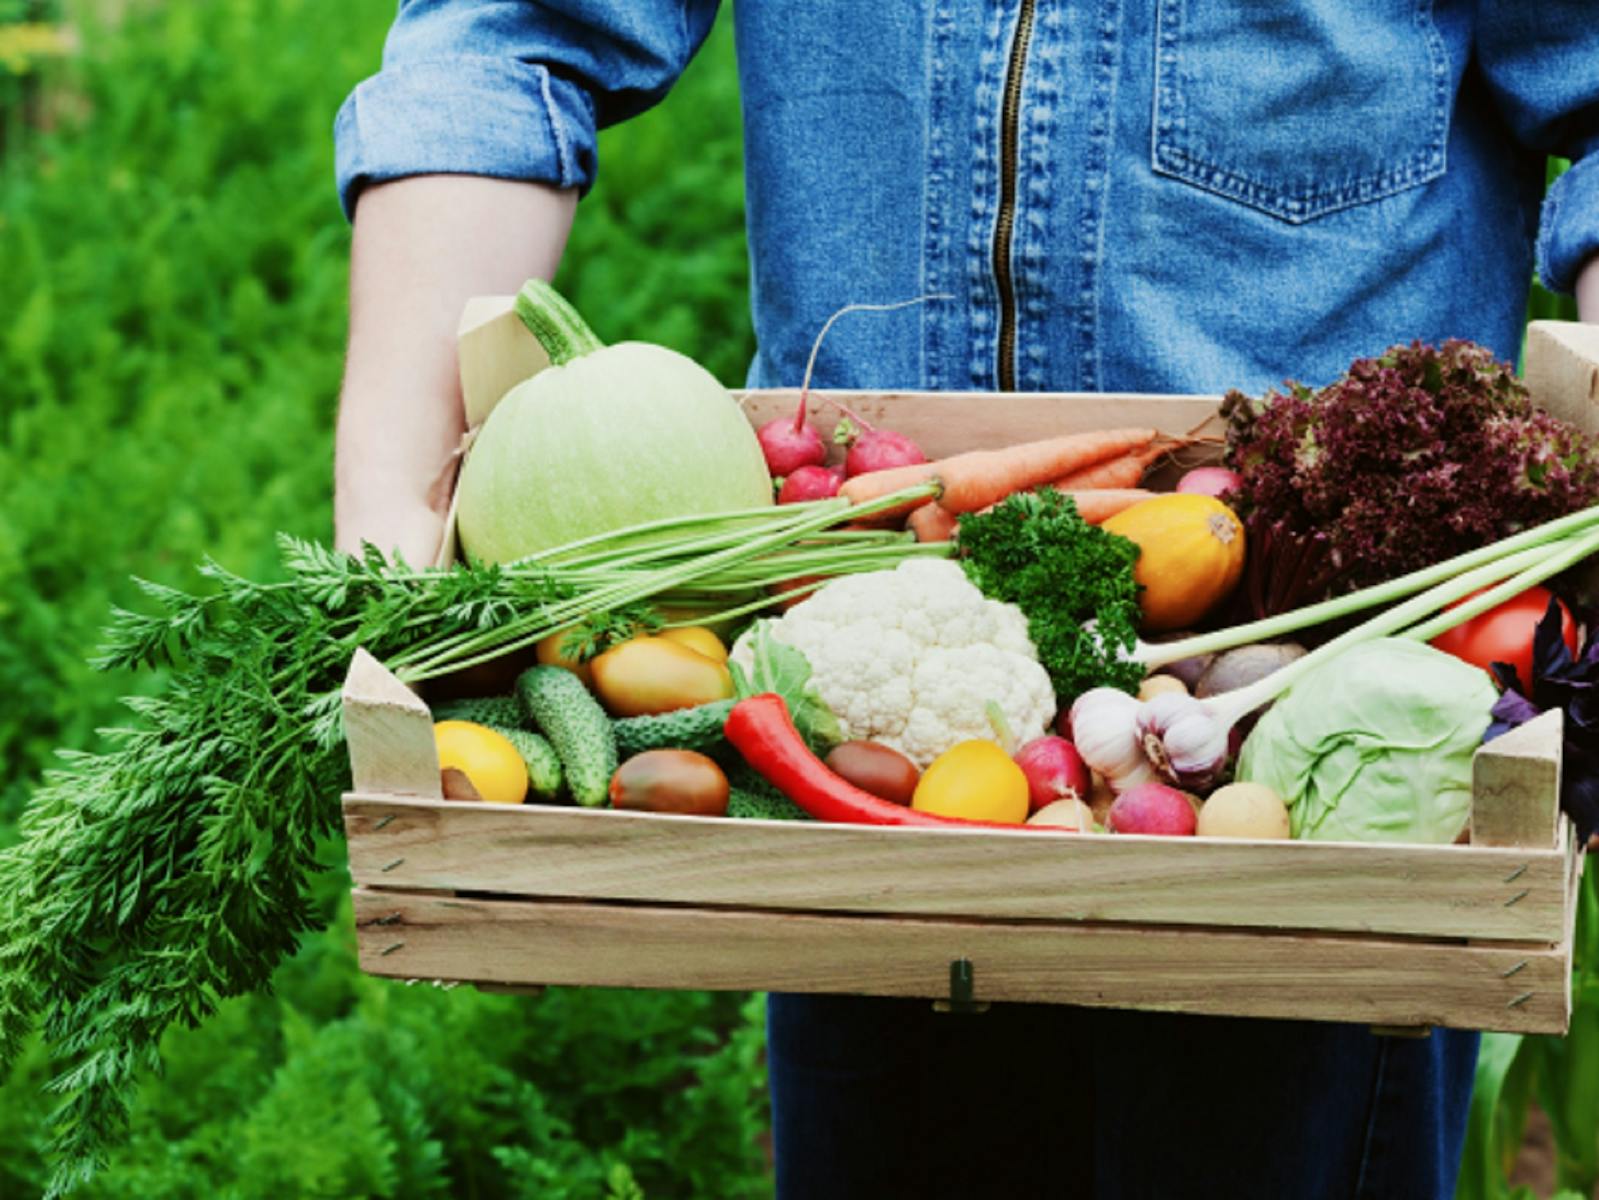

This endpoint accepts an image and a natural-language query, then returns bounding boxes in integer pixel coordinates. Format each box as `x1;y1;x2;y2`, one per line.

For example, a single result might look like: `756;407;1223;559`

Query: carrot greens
0;487;940;1195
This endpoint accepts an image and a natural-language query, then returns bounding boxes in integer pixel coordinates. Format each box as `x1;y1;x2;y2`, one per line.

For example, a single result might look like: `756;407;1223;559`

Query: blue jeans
767;993;1478;1199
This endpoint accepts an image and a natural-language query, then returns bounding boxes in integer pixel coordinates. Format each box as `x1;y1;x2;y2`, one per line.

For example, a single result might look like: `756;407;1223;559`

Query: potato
1194;643;1306;699
609;750;730;816
590;636;734;717
1027;797;1096;831
1137;674;1189;702
825;740;920;805
1196;782;1290;839
658;625;728;663
535;629;595;688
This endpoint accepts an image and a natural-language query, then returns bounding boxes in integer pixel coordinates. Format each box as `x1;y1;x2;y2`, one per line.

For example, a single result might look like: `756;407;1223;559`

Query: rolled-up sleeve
1475;2;1599;294
335;0;720;219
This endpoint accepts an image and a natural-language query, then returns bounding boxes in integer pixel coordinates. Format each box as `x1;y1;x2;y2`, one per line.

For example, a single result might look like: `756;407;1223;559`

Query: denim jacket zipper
992;0;1038;393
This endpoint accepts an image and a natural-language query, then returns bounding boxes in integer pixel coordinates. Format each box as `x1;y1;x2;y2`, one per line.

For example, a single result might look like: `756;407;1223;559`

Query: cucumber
514;666;617;807
613;700;734;757
487;725;564;802
725;763;812;821
432;695;523;728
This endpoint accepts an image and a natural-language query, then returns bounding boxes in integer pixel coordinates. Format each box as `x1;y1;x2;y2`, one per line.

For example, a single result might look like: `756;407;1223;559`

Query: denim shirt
335;2;1599;397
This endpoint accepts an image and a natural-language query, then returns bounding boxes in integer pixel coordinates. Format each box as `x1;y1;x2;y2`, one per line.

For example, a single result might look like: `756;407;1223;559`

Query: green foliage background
0;1;1590;1197
0;2;767;1195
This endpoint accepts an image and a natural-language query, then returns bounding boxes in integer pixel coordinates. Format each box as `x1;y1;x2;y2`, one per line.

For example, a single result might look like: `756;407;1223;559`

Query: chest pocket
1152;1;1450;223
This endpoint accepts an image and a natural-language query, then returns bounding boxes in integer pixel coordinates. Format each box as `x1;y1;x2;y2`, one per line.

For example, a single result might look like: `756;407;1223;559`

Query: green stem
506;501;832;569
513;278;605;366
1204;532;1598;730
1400;526;1599;643
398;484;936;681
1141;504;1599;668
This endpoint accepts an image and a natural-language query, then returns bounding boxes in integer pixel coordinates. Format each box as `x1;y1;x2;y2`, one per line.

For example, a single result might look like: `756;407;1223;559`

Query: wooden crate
341;320;1599;1036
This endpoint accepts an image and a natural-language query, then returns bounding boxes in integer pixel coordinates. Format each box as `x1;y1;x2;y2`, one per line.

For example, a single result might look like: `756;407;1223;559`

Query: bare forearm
335;175;576;563
1578;254;1599;324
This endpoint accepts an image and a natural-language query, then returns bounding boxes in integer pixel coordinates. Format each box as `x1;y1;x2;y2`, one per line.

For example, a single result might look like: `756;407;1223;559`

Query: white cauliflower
730;558;1056;766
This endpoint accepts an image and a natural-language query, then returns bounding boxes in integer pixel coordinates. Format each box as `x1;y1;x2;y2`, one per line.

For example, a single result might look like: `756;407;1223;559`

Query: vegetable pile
4;275;1597;1195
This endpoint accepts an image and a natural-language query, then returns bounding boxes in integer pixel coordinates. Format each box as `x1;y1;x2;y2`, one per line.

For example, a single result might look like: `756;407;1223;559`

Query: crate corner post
457;294;549;429
341;647;442;800
1470;708;1563;850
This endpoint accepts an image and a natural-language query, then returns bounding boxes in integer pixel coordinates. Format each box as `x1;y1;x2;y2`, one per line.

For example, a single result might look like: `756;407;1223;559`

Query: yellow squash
1102;494;1246;632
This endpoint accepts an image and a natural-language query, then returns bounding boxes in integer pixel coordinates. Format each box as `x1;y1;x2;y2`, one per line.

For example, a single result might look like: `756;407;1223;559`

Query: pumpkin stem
515;279;605;366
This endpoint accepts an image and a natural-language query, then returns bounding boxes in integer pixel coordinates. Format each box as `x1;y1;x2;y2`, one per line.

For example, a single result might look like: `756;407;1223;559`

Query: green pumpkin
456;281;773;563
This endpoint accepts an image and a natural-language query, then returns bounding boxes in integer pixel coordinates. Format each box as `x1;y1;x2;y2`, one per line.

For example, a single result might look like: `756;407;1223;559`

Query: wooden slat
1472;708;1563;849
351;888;1571;1035
736;389;1224;461
342;795;1568;943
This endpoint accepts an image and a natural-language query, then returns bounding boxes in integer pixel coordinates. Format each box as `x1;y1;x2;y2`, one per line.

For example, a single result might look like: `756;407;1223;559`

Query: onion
1175;466;1243;499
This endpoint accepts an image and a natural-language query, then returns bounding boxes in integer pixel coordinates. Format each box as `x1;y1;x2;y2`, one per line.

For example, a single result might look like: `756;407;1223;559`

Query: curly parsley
956;488;1145;701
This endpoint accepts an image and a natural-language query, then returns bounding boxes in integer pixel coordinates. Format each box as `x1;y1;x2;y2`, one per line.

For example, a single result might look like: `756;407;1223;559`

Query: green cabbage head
1237;638;1498;844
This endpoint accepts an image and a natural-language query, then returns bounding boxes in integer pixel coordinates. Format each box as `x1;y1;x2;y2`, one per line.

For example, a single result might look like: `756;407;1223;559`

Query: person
331;4;1599;1196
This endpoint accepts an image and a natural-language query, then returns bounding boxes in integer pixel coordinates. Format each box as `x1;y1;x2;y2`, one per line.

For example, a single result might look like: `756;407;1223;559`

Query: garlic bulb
1136;691;1229;792
1067;688;1156;793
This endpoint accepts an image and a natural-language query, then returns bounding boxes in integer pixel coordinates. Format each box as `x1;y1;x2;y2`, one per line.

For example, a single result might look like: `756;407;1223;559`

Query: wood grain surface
351;887;1572;1035
343;795;1569;943
341;650;441;800
1472;709;1564;850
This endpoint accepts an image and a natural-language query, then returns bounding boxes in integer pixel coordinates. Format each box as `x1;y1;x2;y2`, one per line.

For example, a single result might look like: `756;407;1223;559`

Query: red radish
1013;736;1091;814
1175;466;1244;498
1106;781;1198;836
775;295;945;481
833;404;927;477
777;464;845;504
755;397;827;478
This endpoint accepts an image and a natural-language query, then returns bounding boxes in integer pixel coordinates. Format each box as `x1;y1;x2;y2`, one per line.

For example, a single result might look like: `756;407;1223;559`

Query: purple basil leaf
1486;689;1541;742
1490;660;1525;696
1563;745;1599;843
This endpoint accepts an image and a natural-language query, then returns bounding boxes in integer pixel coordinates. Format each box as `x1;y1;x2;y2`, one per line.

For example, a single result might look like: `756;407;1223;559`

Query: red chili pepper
723;694;1024;830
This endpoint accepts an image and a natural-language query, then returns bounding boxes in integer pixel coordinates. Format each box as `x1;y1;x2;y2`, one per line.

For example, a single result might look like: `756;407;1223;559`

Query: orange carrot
1051;440;1172;491
839;427;1157;518
935;428;1157;514
931;487;1155;542
1060;488;1156;524
908;503;960;543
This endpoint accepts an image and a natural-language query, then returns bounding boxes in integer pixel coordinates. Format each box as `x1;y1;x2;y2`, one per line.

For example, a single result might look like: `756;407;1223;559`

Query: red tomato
1429;585;1578;688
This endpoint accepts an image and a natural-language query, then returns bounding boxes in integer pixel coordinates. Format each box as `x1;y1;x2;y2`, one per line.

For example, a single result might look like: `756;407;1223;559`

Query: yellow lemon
912;740;1028;824
434;720;528;805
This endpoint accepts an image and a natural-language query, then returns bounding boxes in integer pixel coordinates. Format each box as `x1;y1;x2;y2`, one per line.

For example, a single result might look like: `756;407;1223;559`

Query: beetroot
1013;736;1091;814
832;403;927;477
777;464;845;504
